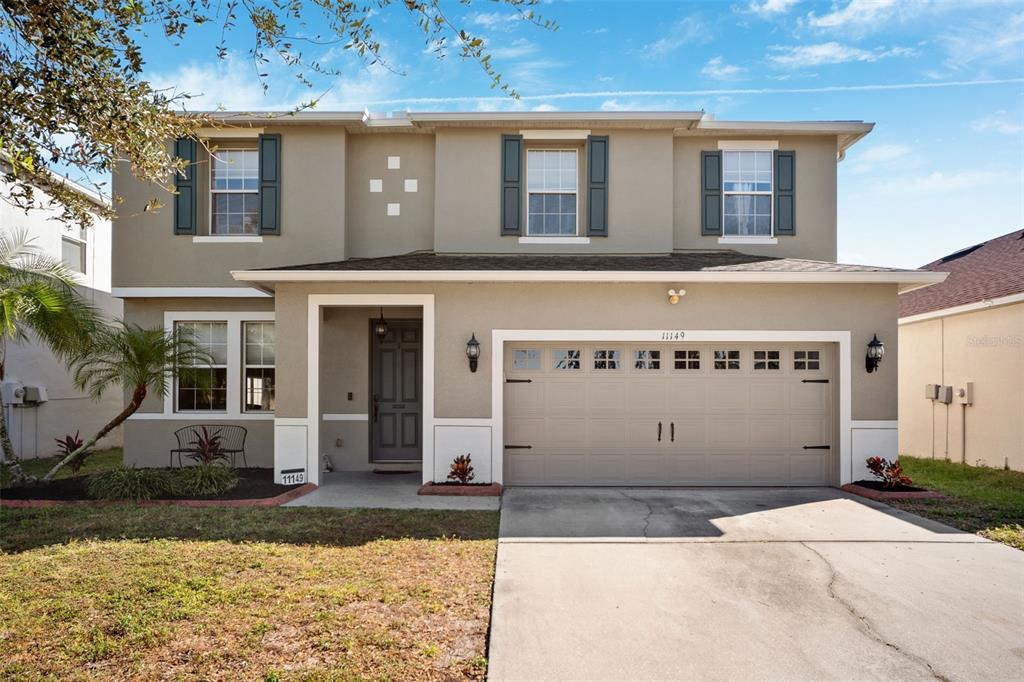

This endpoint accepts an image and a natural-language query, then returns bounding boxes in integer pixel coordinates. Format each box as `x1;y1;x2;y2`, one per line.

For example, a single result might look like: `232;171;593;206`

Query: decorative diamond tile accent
387;203;401;217
369;178;383;193
387;156;401;170
404;179;418;193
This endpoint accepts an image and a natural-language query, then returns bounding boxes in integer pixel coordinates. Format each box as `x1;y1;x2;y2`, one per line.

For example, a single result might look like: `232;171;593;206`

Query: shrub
168;464;239;497
87;466;172;501
186;426;227;465
447;454;475;484
54;431;89;473
866;456;912;489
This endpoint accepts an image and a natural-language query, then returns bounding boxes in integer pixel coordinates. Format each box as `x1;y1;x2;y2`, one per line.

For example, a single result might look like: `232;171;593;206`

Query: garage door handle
504;444;533;449
803;445;831;450
505;378;533;384
670;422;675;442
657;421;662;442
801;379;830;384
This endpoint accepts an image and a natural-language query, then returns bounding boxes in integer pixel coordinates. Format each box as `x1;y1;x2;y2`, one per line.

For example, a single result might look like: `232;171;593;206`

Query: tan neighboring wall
899;303;1024;470
112;126;347;288
673;135;838;261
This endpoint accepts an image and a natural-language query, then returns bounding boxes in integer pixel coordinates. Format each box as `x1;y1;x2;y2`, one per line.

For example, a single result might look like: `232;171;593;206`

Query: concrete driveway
488;488;1024;681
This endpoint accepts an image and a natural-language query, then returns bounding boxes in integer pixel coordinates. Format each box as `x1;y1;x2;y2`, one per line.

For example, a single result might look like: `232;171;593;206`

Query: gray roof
264;251;911;273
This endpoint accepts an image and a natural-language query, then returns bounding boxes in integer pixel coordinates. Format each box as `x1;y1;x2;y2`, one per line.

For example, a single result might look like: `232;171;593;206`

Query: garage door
503;342;834;486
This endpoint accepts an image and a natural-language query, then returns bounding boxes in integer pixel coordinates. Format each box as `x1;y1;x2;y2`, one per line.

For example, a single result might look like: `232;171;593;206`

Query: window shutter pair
499;134;609;237
700;149;796;236
172;134;281;235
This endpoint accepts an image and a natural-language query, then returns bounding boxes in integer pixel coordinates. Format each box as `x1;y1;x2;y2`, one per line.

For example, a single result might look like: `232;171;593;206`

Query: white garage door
503;342;834;486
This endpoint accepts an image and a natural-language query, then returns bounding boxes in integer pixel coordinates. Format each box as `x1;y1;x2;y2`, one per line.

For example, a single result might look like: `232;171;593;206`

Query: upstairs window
61;228;87;274
527;149;577;236
211;149;259;235
723;150;772;237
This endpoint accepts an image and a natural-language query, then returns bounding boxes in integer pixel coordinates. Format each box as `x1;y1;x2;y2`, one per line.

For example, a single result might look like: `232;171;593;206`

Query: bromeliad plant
865;456;912;489
186;426;226;465
447;454;475;485
53;431;88;473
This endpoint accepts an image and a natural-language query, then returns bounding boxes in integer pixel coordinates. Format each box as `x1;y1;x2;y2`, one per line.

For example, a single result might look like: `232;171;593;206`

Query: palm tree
41;321;210;481
0;229;98;480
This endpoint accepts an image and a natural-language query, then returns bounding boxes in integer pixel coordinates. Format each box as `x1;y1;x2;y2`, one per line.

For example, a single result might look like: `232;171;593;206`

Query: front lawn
1;447;123;488
893;456;1024;550
0;505;500;680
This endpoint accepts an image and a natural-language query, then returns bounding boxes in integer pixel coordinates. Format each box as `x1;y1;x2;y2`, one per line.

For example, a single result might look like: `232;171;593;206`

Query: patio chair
170;424;249;468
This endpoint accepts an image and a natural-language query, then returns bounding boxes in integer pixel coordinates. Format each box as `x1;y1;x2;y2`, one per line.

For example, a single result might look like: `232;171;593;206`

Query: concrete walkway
489;487;1024;681
283;471;500;510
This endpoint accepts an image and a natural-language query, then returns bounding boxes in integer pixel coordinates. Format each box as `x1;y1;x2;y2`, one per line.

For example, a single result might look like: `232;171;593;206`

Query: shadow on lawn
0;505;500;554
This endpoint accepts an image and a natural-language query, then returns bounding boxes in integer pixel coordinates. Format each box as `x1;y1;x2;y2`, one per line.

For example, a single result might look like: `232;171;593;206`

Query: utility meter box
938;385;953;404
1;381;25;405
925;384;939;400
23;385;48;403
958;382;974;406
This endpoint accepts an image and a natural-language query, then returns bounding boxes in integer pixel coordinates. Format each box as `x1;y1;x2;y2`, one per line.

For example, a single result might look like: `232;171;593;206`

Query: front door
370;319;423;462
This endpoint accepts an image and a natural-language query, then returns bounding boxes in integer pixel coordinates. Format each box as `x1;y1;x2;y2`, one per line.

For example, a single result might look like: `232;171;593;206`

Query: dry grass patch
0;505;498;680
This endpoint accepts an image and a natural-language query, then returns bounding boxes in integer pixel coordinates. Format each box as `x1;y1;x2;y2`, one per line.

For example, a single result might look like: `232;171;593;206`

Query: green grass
1;447;123;488
893;456;1024;550
0;505;500;680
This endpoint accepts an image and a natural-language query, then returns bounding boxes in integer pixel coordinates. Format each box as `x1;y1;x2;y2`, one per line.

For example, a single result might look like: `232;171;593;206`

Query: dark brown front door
370;319;423;462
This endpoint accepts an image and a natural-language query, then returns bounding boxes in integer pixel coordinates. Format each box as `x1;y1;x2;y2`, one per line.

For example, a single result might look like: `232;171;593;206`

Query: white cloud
700;56;745;80
531;103;559;112
639;17;709;58
322;62;399;109
846;143;912;173
467;11;520;31
971;110;1024;135
488;37;538;60
804;0;900;30
149;56;289;111
599;98;685;112
941;11;1024;69
748;0;800;18
767;42;914;68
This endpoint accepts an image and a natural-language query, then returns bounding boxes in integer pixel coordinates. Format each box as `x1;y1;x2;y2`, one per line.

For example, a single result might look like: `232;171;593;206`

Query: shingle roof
265;250;911;273
899;230;1024;318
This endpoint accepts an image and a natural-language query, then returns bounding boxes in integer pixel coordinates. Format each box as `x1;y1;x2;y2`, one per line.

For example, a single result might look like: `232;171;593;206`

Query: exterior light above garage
374;308;389;339
667;288;686;305
866;334;885;373
466;333;481;372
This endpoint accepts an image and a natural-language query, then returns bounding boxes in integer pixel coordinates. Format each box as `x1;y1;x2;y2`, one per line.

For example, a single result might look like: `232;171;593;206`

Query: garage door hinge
505;378;533;384
801;379;830;383
802;445;831;450
504;444;533;449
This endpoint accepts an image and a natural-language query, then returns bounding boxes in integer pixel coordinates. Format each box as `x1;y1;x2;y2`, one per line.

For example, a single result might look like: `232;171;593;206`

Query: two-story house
112;111;945;487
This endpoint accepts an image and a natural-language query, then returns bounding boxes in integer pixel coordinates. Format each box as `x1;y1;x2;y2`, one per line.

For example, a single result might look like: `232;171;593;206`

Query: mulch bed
2;468;306;503
842;481;945;501
418;482;503;497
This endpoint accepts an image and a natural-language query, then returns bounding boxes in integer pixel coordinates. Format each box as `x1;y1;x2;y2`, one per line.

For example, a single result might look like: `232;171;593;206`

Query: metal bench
170;424;248;468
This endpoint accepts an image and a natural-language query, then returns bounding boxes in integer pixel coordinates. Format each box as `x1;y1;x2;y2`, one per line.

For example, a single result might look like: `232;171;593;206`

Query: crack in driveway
800;542;950;682
617;490;655;538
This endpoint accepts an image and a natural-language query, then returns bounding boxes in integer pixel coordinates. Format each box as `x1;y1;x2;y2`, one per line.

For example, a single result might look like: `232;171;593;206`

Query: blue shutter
701;151;722;236
774;150;795;236
259;134;281;235
501;134;522;235
587;135;609;237
173;138;196;235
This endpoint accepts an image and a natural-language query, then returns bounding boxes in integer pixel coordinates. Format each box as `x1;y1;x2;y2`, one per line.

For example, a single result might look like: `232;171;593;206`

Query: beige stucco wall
433;128;674;253
124;419;274;468
345;134;435;258
112;126;348;288
899;303;1024;470
273;281;898;421
673;136;838;261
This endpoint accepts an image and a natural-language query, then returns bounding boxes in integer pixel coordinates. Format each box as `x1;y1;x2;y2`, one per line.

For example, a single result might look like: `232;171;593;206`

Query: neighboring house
0;167;124;459
111;111;945;487
898;230;1024;471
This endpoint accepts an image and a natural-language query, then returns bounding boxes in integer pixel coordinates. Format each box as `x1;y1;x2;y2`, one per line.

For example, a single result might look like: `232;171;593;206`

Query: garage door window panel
754;350;781;370
633;350;661;370
674;349;701;370
713;350;741;370
553;349;581;370
794;350;821;370
512;349;542;371
593;349;621;370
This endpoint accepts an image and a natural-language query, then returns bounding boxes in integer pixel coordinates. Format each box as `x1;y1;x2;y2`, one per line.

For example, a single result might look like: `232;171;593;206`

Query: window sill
718;236;778;245
192;236;264;244
518;236;591;245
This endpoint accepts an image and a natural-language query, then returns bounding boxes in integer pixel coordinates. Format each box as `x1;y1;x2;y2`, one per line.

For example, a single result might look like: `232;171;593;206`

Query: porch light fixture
373;308;388;339
866;334;885;373
466;333;481;373
667;288;686;305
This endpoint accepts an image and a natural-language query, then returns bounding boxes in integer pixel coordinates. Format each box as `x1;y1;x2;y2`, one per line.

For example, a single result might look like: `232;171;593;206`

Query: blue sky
140;0;1023;268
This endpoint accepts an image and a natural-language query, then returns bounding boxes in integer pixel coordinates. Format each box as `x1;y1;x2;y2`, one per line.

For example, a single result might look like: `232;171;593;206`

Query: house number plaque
659;331;686;340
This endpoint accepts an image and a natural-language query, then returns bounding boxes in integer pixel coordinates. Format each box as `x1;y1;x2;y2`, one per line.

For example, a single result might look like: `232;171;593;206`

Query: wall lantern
866;334;885;373
373;307;389;339
667;288;686;305
466;333;481;373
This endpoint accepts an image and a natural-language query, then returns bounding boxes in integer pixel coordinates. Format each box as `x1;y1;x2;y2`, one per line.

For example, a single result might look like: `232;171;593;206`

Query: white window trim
210;147;259;237
61;230;88;275
163;311;274;419
525;147;580;238
720;143;776;240
521;129;591;140
518;236;591;245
